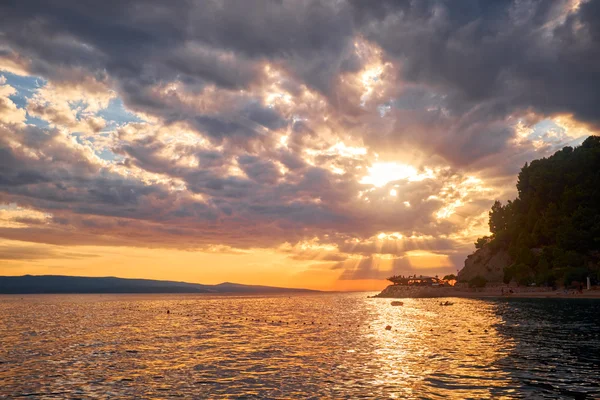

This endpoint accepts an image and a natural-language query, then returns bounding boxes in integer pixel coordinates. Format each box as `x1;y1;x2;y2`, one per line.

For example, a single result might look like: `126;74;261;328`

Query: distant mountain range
0;275;320;294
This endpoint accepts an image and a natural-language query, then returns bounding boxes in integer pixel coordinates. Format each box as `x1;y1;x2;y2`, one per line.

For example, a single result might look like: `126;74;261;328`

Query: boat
439;301;454;306
390;301;404;306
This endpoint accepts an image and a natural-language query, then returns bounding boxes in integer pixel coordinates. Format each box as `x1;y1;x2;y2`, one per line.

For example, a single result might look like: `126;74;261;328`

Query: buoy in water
385;325;392;331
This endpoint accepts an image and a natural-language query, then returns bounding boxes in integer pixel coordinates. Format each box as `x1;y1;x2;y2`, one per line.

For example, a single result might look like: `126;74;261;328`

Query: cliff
457;246;512;283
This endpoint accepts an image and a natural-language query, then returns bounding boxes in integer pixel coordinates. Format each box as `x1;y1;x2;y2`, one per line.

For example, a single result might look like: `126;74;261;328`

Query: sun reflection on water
1;294;598;398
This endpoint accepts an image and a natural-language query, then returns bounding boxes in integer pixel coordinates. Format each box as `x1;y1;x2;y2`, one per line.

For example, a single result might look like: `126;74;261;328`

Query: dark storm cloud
242;102;288;131
1;0;598;125
0;0;354;100
353;0;600;126
192;116;260;141
237;155;281;184
2;0;597;159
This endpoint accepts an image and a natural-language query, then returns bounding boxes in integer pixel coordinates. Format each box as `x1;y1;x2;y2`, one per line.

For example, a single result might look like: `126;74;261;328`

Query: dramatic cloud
0;0;597;284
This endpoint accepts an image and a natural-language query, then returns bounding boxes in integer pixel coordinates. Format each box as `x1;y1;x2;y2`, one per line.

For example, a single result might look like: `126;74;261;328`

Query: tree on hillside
473;136;600;287
489;201;509;234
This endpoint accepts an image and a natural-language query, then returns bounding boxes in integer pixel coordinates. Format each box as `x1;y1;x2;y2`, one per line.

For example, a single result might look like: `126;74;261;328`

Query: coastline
372;285;600;299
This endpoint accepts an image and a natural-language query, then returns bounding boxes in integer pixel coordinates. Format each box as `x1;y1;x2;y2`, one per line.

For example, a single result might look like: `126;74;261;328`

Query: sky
0;0;598;291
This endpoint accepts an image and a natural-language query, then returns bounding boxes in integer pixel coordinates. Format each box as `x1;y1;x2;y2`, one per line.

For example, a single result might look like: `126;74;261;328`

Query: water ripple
0;294;599;398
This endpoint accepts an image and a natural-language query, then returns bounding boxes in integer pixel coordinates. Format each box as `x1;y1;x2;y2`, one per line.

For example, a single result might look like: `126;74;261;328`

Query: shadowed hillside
460;136;600;287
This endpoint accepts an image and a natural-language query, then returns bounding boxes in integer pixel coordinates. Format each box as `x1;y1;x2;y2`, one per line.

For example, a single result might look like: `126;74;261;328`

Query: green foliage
468;275;488;288
480;136;600;286
475;236;491;249
563;267;588;287
503;263;534;286
489;201;510;234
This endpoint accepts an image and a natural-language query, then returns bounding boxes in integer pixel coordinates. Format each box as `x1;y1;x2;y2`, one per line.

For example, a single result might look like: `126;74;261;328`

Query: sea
1;293;599;399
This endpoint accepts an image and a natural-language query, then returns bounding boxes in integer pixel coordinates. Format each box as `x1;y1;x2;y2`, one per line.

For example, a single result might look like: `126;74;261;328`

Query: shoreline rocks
372;284;600;299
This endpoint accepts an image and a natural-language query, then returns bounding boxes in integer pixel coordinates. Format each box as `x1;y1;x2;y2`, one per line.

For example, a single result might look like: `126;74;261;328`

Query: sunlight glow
360;65;383;105
304;142;367;161
361;162;428;187
376;232;403;240
279;134;289;147
329;142;367;158
435;176;487;220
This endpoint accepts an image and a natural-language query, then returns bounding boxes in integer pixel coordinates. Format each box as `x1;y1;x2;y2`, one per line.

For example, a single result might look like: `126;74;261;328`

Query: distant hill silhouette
0;275;320;294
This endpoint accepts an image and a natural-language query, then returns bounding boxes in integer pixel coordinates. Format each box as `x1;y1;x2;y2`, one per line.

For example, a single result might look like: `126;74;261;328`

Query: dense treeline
475;136;600;287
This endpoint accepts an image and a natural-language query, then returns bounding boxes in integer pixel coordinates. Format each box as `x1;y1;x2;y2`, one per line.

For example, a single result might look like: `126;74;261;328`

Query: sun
360;162;424;187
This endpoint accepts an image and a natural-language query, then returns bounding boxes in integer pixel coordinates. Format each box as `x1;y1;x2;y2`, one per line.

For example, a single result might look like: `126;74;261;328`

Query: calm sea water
1;293;599;399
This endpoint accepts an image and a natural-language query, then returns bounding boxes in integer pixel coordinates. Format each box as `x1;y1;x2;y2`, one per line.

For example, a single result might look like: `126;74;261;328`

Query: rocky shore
373;284;600;299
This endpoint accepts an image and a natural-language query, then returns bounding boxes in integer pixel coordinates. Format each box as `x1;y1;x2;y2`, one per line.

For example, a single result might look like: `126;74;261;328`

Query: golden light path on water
365;299;511;399
1;293;599;398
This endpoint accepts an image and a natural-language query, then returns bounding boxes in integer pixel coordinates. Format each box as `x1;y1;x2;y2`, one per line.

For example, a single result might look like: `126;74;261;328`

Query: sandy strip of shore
436;291;600;299
373;285;600;299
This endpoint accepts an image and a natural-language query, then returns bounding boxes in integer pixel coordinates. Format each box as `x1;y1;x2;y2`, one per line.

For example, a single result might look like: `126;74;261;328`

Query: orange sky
0;238;461;291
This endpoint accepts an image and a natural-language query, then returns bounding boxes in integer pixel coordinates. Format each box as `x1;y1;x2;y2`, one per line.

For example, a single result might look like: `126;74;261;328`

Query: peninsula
374;136;600;299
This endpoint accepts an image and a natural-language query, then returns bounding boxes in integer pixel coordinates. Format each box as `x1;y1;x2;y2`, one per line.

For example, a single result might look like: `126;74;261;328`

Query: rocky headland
374;137;600;299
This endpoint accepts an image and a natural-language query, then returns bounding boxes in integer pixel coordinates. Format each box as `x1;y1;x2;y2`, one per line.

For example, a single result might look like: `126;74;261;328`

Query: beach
373;284;600;299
